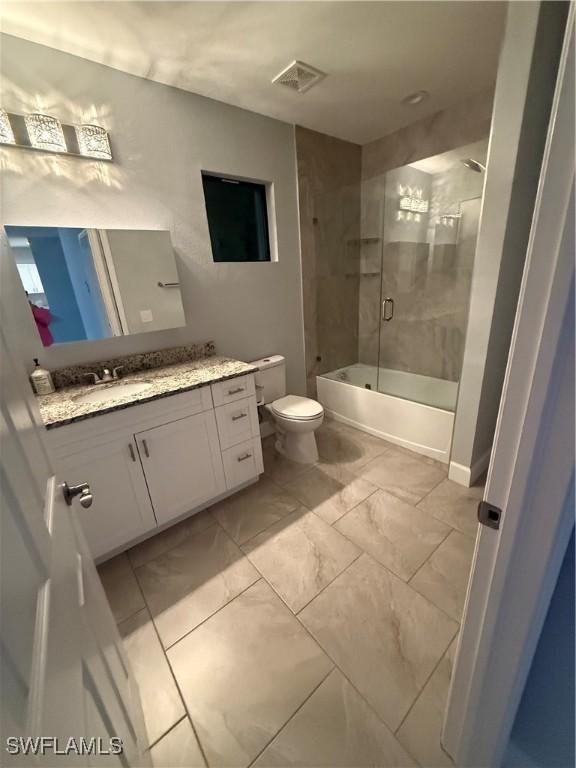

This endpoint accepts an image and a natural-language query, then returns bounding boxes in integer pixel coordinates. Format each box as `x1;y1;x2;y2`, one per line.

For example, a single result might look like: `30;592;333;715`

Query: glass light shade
75;124;112;159
25;113;66;152
0;108;15;144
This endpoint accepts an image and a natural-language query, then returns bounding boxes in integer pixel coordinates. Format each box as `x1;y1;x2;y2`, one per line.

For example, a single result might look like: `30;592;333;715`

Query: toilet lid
271;395;324;420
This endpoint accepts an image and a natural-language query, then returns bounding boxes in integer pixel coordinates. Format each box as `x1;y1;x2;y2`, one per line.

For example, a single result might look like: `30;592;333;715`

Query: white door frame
443;10;574;766
87;228;124;336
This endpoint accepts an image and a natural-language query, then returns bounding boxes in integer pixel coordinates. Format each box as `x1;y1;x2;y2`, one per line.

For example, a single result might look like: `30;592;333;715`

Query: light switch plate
140;309;153;323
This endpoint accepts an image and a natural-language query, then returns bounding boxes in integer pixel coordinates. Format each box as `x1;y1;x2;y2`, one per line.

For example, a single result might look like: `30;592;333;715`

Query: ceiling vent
272;60;326;93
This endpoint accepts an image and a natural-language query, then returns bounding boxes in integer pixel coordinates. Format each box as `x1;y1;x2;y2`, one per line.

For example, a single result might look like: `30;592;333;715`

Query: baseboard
449;447;492;487
326;408;450;464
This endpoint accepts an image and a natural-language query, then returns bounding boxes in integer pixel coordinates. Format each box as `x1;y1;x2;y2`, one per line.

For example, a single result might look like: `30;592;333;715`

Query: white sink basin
73;381;153;405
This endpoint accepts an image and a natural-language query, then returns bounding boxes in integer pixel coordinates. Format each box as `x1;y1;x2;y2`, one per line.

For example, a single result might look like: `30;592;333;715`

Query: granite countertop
38;356;257;430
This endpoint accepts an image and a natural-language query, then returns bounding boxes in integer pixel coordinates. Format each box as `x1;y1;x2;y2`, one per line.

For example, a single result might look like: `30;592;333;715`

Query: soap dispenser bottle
30;358;55;395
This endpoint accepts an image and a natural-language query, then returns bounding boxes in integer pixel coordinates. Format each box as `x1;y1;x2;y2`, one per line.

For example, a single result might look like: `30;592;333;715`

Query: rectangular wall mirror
5;226;186;346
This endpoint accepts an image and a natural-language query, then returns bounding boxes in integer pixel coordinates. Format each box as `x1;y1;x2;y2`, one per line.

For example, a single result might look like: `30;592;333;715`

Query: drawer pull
128;443;136;462
228;386;245;395
232;412;248;422
142;439;150;458
237;453;252;462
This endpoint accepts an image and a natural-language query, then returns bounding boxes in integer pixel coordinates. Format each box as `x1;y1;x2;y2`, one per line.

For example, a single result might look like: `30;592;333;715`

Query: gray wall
451;0;569;477
0;34;306;394
104;230;185;335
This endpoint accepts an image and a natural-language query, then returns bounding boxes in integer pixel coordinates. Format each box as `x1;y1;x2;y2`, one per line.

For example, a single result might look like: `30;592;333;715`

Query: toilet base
275;430;319;464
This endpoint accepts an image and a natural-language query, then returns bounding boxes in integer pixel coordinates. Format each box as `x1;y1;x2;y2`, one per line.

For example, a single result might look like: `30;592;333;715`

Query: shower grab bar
382;297;394;322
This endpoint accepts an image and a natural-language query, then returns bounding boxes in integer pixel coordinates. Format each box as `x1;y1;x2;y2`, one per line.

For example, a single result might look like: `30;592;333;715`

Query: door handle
63;481;93;509
141;439;150;458
237;453;252;462
128;443;136;462
228;387;245;395
382;297;394;322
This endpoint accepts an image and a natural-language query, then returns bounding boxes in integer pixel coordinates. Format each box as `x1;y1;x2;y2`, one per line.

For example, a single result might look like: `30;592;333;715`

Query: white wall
0;34;306;394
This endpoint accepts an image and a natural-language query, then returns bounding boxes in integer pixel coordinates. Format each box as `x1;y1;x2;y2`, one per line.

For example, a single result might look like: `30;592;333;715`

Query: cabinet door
58;436;156;560
136;412;226;526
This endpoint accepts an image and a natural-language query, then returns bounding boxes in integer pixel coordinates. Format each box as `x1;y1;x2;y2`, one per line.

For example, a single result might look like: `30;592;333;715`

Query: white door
0;327;149;765
136;412;226;526
443;10;574;766
59;436;156;560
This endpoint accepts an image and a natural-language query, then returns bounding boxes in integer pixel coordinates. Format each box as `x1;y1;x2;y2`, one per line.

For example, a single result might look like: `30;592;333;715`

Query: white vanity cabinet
134;411;225;527
47;376;262;560
57;434;156;561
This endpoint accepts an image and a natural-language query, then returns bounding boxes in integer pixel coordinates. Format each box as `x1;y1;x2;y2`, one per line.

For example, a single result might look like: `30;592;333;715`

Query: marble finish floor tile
284;464;377;524
135;524;259;648
418;478;483;538
316;421;391;473
262;437;314;486
253;669;416;768
210;477;299;544
167;580;332;768
150;718;206;768
299;554;458;731
335;490;451;580
355;447;446;505
410;530;476;621
397;640;458;767
242;507;360;612
98;553;144;623
119;609;185;746
128;509;215;569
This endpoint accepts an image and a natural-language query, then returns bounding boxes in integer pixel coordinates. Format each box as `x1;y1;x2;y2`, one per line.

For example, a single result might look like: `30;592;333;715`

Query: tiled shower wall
359;89;494;382
295;127;361;396
296;89;494;393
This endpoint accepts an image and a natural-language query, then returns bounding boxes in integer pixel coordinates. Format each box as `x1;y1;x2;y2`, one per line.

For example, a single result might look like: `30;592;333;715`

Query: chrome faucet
84;366;124;385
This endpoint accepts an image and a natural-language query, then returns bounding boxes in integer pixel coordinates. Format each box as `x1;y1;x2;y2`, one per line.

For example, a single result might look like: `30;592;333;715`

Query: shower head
461;158;486;173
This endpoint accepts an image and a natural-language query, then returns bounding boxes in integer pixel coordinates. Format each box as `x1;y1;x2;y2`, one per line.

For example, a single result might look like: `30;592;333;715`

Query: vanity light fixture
25;113;67;152
0;108;112;161
0;108;15;144
75;124;112;160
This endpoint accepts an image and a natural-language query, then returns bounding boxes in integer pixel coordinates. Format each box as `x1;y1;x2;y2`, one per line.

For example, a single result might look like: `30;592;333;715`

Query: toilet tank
250;355;286;404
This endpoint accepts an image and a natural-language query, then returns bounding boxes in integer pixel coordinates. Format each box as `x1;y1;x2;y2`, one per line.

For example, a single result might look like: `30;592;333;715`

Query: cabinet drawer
215;397;259;450
221;437;263;490
211;374;255;407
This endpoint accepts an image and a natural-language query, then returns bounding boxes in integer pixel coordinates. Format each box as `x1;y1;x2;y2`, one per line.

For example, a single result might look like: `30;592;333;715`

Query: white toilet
250;355;324;464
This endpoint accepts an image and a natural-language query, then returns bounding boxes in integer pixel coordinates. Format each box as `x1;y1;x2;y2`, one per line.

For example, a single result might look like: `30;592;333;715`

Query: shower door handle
382;297;394;322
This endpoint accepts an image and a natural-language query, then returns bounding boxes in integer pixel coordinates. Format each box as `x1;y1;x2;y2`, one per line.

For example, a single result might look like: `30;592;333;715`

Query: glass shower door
375;142;486;411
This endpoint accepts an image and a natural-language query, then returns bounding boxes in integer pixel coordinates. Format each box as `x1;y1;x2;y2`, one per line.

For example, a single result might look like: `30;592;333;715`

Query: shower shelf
347;237;381;245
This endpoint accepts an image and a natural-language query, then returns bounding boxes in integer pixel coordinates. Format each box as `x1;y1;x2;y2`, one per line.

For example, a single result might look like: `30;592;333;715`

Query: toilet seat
271;395;324;421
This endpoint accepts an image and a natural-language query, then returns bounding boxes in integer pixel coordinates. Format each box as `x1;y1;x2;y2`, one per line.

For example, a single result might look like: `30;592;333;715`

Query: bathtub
317;363;457;464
